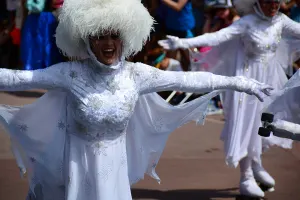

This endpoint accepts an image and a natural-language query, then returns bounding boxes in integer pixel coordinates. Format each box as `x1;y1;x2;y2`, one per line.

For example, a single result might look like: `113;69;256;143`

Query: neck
85;39;124;74
89;56;124;74
253;1;279;21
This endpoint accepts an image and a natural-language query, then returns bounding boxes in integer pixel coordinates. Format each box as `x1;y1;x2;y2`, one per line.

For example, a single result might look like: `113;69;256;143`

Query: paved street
0;91;299;200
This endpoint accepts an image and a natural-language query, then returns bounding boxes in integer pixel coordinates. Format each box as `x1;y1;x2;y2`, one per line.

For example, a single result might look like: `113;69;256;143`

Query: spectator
161;0;196;71
0;0;20;69
203;0;239;33
130;0;165;64
192;0;206;36
290;0;300;71
280;0;295;15
290;0;300;22
21;0;64;70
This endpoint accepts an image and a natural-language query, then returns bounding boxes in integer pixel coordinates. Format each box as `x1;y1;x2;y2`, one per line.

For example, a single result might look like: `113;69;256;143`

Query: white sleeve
180;18;246;48
282;13;300;38
131;63;260;95
0;62;72;91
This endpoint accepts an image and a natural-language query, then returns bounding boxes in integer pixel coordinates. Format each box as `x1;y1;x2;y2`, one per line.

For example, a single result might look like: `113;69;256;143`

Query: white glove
158;35;188;50
233;76;273;102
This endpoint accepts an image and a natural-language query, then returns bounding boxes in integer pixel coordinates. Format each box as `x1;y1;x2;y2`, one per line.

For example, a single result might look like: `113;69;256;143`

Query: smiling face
215;8;230;19
89;31;122;65
258;0;281;17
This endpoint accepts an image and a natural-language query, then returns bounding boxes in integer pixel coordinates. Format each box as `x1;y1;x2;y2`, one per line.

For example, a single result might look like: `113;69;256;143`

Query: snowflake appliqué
122;96;135;112
97;161;113;182
69;71;78;79
89;96;103;110
19;124;28;132
106;79;120;94
30;157;36;163
58;121;66;130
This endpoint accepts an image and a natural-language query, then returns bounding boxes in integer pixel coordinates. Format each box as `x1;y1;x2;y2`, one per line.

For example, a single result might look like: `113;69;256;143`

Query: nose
104;35;114;45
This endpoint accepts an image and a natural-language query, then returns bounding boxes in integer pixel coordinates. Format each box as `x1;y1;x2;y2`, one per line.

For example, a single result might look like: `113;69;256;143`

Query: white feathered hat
55;0;154;59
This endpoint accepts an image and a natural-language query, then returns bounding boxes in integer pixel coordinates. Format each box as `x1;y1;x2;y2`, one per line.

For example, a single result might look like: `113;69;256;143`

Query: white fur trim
56;0;154;59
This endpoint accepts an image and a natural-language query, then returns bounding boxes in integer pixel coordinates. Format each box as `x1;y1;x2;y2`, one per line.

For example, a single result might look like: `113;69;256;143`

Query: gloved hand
158;35;188;50
232;76;273;102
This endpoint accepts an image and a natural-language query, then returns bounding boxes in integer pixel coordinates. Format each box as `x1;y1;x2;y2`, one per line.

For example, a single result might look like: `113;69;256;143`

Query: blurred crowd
0;0;63;70
0;0;300;107
136;0;300;106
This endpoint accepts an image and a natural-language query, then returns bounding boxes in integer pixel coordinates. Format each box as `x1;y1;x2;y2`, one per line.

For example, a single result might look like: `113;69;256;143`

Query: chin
104;59;117;65
265;13;276;17
270;11;278;17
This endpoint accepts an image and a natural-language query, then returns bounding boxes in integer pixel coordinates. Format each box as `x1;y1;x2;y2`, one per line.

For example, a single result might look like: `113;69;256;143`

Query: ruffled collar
253;1;280;22
85;39;124;74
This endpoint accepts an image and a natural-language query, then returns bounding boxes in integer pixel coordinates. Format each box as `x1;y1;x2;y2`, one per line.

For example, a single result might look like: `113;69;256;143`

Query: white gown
0;58;236;200
188;13;300;167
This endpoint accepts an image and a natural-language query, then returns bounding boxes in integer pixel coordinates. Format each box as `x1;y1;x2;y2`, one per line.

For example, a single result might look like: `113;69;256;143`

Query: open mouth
102;48;115;58
270;9;278;14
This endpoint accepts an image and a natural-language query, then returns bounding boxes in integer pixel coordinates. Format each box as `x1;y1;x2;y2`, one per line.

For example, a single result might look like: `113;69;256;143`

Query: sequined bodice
242;15;283;62
65;61;139;140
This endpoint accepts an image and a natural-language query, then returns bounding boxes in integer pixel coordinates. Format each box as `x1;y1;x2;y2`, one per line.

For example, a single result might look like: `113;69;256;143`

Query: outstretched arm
158;18;246;50
161;0;189;12
0;62;71;91
132;63;272;101
282;13;300;38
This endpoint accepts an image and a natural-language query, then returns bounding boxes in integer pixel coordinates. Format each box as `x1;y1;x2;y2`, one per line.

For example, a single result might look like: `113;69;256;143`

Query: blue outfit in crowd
21;0;63;70
21;12;63;70
164;0;195;38
291;5;300;23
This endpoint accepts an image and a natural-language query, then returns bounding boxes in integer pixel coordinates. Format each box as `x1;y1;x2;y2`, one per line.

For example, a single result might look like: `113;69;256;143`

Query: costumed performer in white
259;70;300;141
0;0;273;199
158;0;300;197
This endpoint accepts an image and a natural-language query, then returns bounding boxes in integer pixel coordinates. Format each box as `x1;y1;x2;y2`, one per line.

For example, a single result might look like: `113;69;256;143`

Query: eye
111;33;120;40
90;35;104;41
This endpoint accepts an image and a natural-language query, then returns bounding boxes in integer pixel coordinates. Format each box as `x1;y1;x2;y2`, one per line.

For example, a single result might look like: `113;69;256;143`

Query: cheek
115;41;123;53
260;3;270;12
216;11;223;17
217;10;229;18
116;40;122;48
91;41;104;52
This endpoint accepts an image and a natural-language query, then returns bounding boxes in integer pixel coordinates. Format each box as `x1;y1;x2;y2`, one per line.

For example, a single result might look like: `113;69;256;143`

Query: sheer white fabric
263;70;300;141
189;13;300;167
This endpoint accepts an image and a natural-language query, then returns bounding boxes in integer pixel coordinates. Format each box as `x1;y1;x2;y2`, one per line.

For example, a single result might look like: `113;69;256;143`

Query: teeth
104;49;114;52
